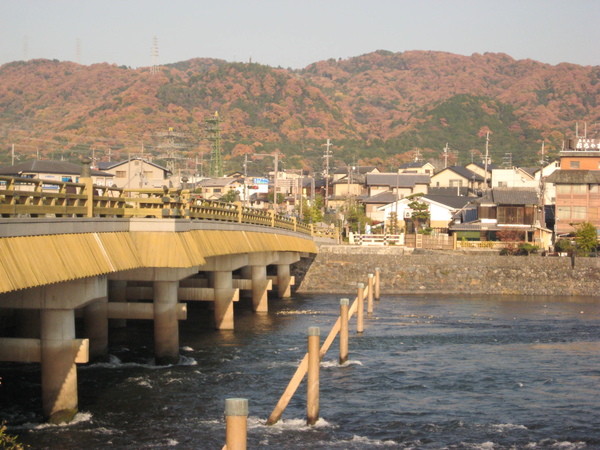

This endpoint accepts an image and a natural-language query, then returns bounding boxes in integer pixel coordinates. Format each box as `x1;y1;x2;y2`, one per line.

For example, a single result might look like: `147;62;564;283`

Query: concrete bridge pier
0;276;105;423
247;252;277;313
153;279;180;365
110;267;197;365
40;308;78;423
202;254;248;330
275;252;300;298
83;297;108;361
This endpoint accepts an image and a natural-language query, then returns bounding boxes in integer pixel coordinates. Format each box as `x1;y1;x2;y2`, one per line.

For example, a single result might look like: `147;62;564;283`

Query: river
2;293;599;449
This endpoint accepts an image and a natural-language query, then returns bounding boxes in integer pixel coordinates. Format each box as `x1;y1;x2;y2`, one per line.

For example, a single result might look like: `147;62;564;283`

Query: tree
574;221;598;256
406;193;430;232
301;196;323;224
220;189;238;203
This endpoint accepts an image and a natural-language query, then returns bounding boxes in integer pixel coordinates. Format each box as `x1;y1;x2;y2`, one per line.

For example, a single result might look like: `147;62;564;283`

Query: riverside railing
0;175;335;238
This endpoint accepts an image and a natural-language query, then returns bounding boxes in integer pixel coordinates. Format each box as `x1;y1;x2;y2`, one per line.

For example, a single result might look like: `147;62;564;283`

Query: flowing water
2;293;600;449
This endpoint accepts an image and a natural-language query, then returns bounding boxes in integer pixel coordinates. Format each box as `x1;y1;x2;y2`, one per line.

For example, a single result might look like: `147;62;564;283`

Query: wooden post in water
339;298;349;364
266;296;359;426
375;267;381;300
307;326;320;426
367;273;374;314
225;398;248;450
357;283;365;333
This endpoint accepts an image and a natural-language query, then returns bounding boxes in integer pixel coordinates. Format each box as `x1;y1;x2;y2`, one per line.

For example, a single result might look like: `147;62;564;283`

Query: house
365;173;430;198
398;161;435;175
329;171;369;209
430;166;485;192
449;187;551;247
197;177;244;201
97;157;171;189
545;138;600;236
0;160;114;188
332;166;379;182
465;161;499;185
377;194;472;233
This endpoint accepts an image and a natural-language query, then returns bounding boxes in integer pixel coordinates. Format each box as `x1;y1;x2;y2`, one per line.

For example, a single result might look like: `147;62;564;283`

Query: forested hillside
1;50;598;173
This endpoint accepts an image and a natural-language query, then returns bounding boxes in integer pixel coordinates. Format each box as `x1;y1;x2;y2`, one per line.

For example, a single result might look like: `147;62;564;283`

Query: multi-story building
546;138;600;236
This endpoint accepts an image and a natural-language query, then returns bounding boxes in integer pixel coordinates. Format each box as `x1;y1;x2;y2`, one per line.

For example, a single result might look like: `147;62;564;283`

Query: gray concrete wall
297;245;600;297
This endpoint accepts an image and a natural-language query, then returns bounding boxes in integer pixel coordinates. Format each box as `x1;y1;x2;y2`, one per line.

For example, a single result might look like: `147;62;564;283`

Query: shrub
0;422;24;450
554;238;574;253
516;243;539;256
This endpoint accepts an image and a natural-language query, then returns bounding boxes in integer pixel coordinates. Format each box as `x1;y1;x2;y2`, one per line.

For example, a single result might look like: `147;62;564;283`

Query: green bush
516;243;539;256
554;238;574;253
0;422;24;450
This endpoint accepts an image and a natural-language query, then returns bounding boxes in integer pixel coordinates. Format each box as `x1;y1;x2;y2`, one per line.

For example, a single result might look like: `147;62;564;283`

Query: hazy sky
1;0;599;69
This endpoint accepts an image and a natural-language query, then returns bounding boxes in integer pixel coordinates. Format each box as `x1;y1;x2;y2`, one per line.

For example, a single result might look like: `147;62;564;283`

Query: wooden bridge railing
0;176;333;238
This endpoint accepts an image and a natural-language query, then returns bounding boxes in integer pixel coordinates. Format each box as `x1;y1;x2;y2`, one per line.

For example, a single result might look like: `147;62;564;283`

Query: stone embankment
295;245;600;297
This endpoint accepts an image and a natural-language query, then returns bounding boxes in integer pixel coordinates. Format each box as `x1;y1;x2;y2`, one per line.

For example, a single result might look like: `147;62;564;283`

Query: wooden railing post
375;267;381;300
367;273;374;314
339;298;349;365
307;326;320;426
225;398;248;450
357;283;365;333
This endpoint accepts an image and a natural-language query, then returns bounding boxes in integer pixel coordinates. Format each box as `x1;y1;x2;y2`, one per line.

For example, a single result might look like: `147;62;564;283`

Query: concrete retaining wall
296;245;600;297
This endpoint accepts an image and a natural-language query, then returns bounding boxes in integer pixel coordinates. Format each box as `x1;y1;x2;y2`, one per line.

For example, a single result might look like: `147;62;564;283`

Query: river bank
295;245;600;297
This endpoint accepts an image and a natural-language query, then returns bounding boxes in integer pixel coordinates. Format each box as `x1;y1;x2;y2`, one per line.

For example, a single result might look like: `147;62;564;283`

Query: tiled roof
97;157;170;173
491;187;539;205
546;170;600;184
441;166;485;181
0;160;112;177
423;194;474;209
366;173;430;187
333;166;377;175
197;177;241;187
362;191;398;204
428;186;470;196
399;161;432;169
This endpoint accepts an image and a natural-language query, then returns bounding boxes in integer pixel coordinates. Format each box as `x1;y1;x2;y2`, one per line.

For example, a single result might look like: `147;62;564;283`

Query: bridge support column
154;280;179;365
108;280;127;328
84;297;108;361
276;264;292;298
40;308;78;423
275;252;300;298
214;271;235;330
251;265;269;312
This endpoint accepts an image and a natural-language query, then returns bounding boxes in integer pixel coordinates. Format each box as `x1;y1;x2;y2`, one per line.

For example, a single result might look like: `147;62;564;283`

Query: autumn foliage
0;50;598;172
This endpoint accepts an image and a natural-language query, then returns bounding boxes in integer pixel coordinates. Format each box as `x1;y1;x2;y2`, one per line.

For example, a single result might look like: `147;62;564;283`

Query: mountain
0;50;598;173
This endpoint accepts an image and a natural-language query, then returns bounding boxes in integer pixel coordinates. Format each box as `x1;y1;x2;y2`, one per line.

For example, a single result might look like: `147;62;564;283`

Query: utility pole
539;141;546;230
443;142;450;168
323;139;333;210
484;132;490;189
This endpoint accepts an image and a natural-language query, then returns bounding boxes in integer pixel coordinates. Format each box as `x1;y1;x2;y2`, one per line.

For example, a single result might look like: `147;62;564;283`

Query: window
572;184;586;194
498;206;524;224
497;181;508;187
449;179;463;187
569;161;580;169
557;206;570;220
116;171;126;178
213;188;221;193
556;185;570;194
572;206;587;220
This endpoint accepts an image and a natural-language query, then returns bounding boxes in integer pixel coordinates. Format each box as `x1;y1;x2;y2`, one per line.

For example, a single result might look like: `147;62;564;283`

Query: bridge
0;160;328;423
